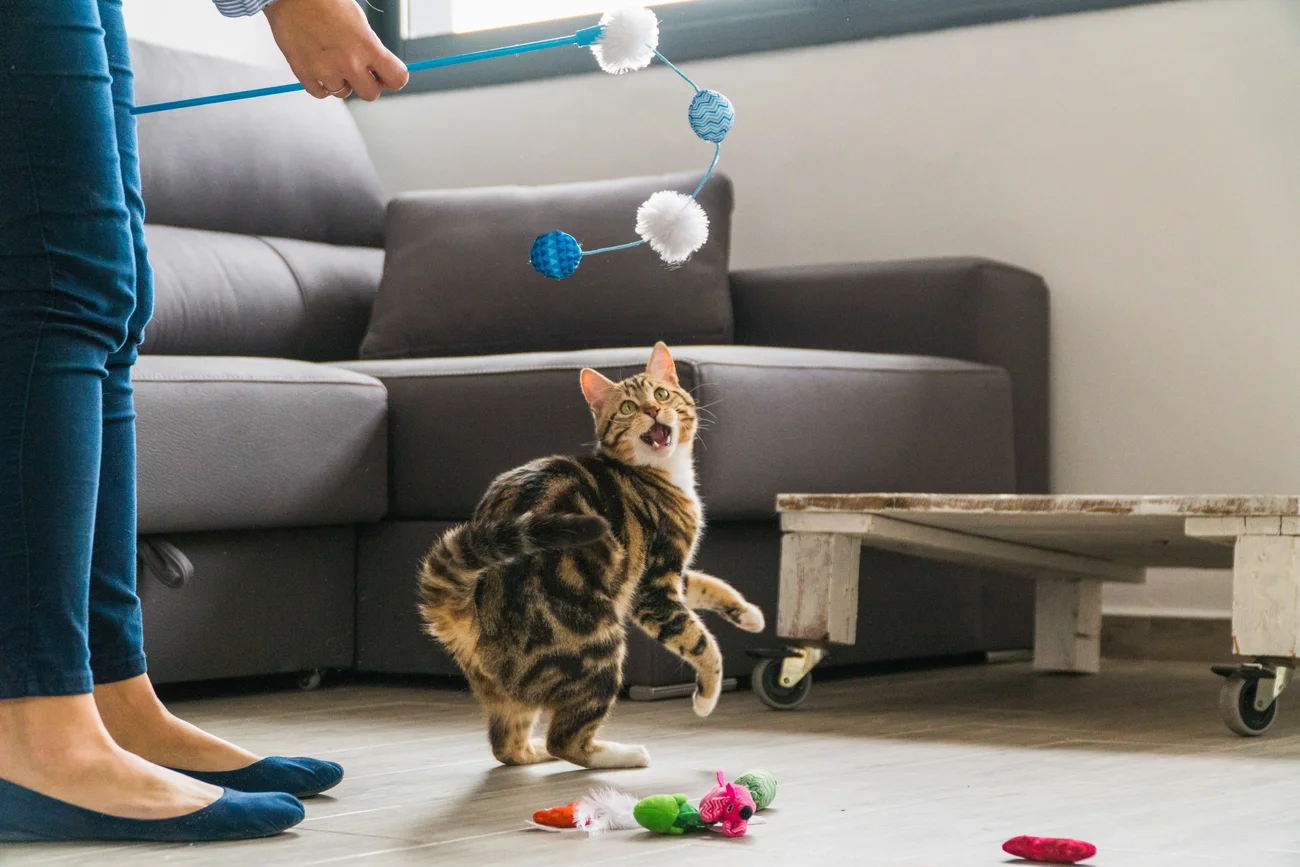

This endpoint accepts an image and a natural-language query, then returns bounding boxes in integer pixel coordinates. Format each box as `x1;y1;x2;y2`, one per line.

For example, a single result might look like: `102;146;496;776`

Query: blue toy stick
128;3;731;281
131;25;604;115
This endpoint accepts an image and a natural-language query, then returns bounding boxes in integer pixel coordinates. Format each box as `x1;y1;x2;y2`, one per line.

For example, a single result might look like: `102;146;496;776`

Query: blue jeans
0;0;152;697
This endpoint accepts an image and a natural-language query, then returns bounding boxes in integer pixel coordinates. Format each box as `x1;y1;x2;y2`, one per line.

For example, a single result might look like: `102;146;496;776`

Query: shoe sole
297;777;343;798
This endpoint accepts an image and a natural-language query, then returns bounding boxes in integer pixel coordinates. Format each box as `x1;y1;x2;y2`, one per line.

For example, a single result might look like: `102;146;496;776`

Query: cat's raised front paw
693;682;722;717
735;603;766;633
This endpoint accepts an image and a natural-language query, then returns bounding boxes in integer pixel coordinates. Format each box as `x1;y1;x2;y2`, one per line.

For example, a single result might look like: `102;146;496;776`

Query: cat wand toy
131;5;734;279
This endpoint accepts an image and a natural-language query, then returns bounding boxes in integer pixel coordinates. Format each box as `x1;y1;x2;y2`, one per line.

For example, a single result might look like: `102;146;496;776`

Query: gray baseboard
1101;614;1232;663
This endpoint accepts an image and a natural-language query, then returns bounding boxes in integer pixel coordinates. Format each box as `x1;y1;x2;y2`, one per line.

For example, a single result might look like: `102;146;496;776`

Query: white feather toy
573;788;640;835
527;787;640;836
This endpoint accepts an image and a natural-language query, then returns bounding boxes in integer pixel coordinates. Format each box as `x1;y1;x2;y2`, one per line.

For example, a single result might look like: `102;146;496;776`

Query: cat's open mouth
640;423;673;450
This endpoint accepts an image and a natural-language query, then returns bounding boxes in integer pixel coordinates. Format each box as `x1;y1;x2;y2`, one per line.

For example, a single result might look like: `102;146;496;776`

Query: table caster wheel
752;657;812;711
297;669;324;691
1220;673;1277;737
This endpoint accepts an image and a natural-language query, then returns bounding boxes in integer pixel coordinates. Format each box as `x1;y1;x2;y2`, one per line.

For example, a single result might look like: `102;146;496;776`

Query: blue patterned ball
530;231;582;280
688;89;734;143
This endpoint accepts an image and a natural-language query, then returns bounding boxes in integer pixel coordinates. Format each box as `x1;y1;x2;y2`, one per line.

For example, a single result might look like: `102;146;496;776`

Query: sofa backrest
130;40;387;247
129;41;387;360
361;171;737;361
141;225;383;361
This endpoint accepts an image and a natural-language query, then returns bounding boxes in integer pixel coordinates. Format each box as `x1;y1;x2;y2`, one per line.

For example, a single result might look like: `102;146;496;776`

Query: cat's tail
417;513;610;624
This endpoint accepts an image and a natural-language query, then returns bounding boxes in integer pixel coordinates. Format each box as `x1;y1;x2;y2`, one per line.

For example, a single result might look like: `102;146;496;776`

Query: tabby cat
417;342;764;769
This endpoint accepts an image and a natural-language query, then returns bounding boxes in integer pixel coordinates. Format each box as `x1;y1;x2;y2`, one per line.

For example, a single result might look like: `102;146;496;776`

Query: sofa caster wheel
752;657;811;710
297;669;324;691
1213;661;1291;737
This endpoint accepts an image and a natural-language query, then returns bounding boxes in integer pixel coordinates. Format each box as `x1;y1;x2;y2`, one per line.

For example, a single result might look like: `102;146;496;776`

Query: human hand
264;0;409;101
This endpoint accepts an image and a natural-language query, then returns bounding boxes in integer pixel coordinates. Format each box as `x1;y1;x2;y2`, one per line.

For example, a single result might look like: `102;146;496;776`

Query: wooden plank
1034;579;1103;673
781;512;1144;584
777;532;860;645
1184;516;1247;540
871;512;1226;569
778;493;1300;518
1232;535;1300;659
1247;517;1284;535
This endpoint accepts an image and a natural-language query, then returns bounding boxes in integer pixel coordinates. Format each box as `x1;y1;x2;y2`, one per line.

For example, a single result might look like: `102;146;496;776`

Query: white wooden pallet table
766;493;1300;735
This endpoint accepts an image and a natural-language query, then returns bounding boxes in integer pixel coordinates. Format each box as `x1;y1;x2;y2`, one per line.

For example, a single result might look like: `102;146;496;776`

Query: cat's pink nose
643;406;660;418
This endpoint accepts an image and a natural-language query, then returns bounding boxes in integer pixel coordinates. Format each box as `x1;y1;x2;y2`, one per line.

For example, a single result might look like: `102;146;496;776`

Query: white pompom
636;191;709;265
591;6;659;74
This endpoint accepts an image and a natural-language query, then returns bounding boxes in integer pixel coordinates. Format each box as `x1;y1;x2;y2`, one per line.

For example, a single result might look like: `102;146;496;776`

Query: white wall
350;0;1300;618
122;0;288;69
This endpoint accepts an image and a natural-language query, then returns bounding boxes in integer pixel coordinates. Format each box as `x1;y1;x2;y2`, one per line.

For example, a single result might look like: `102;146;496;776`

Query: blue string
132;27;602;115
652;49;699;92
581;143;718;260
582;239;646;257
580;53;719;263
692;143;721;198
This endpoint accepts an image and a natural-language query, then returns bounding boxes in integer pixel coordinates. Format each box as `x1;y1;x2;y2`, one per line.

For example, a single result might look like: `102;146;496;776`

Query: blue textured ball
530;231;582;280
688;89;734;143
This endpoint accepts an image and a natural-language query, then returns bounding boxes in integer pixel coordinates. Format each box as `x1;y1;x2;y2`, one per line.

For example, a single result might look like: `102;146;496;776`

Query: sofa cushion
130;40;387;248
359;172;735;360
336;346;1016;522
134;357;388;534
143;225;384;361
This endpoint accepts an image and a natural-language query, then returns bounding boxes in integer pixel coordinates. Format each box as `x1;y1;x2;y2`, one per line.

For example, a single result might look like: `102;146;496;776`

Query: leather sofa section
141;528;357;684
134;356;388;534
143;225;383;361
130;40;387;248
338;345;1016;522
361;172;734;360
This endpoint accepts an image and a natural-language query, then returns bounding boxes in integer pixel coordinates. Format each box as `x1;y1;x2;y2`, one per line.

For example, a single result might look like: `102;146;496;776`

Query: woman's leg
0;0;225;821
84;0;258;772
83;0;341;798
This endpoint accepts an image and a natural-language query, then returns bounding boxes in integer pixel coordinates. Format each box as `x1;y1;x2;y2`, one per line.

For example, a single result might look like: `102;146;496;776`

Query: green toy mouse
632;794;708;835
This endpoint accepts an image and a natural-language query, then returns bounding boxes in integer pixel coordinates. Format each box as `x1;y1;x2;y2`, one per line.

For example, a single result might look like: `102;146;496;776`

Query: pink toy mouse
698;771;757;837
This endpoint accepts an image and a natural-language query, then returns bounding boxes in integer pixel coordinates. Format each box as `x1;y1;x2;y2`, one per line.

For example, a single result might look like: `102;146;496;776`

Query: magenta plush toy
698;771;757;837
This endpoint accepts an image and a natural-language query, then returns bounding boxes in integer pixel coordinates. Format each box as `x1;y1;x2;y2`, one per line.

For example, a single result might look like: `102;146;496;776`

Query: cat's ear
646;341;678;385
580;368;618;411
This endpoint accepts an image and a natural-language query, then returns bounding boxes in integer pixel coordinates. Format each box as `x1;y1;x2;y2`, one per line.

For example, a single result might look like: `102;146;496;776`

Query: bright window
404;0;696;39
453;1;695;33
381;0;1172;93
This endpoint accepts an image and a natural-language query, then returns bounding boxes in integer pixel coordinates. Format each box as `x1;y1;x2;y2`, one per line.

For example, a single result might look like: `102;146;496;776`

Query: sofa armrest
730;257;1049;492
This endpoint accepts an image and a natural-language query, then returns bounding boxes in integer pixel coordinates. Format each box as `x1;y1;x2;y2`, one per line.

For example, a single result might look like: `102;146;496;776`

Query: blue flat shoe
172;757;344;798
0;777;304;843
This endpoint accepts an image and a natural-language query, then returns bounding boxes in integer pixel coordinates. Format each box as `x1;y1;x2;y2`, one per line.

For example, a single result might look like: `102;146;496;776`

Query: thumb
372;46;410;90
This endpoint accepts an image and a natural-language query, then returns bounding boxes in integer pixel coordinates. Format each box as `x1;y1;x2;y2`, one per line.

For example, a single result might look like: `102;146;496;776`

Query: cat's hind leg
545;668;649;769
486;704;552;766
634;578;725;717
684;570;766;633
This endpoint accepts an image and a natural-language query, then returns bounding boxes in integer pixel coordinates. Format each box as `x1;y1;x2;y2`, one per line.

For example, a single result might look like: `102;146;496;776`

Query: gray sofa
128;41;1048;690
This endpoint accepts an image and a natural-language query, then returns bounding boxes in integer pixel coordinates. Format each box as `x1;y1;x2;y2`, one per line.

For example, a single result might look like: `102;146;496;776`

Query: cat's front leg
633;575;724;717
684;570;766;633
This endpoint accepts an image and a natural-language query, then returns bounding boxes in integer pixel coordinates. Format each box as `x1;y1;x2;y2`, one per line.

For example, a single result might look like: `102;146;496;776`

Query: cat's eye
654;387;670;401
620;400;637;414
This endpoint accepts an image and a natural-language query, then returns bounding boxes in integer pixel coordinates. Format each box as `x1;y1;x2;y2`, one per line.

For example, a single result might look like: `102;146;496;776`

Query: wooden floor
7;659;1300;866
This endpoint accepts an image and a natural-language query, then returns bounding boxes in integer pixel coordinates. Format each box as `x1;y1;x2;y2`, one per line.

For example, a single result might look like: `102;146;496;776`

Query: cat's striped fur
417;343;764;769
